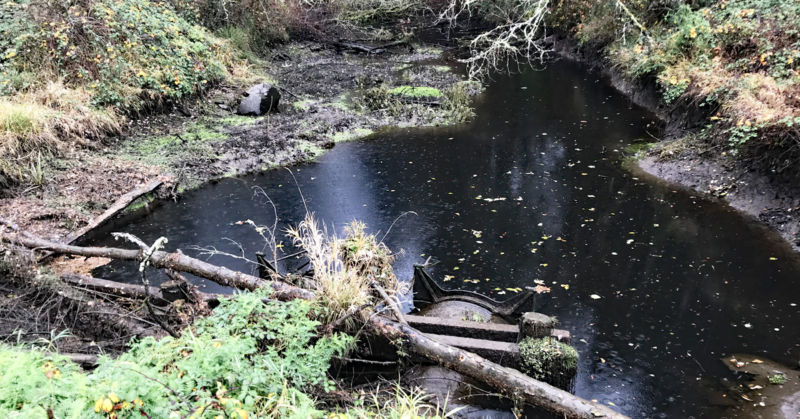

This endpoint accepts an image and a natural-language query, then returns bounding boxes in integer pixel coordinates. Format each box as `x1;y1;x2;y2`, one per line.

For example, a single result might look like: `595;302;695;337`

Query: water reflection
88;59;800;417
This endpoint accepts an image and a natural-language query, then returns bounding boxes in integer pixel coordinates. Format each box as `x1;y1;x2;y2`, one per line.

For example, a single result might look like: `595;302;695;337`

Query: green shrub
0;288;353;418
0;349;89;418
0;0;229;111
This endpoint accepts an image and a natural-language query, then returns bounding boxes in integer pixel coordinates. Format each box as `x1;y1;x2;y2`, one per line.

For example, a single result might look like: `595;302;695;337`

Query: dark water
89;59;800;418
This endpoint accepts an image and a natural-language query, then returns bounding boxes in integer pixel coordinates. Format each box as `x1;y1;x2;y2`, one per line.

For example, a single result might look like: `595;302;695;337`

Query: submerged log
367;316;627;419
3;232;314;301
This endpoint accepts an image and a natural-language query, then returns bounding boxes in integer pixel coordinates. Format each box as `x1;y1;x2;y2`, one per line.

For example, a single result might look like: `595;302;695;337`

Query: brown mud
0;40;474;242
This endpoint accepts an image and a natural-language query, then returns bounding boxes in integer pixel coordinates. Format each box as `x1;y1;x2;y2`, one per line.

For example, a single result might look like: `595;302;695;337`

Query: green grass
293;99;315;111
0;102;41;135
331;128;374;143
297;140;325;160
388;86;443;98
121;123;226;168
217;114;260;126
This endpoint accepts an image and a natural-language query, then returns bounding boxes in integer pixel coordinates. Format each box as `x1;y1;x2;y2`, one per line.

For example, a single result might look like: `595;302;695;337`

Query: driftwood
3;225;627;418
64;180;163;245
367;316;627;419
323;37;410;55
61;273;164;301
61;273;220;305
1;231;314;301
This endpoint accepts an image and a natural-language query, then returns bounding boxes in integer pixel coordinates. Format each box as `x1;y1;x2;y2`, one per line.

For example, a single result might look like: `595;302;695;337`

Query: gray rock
237;83;281;116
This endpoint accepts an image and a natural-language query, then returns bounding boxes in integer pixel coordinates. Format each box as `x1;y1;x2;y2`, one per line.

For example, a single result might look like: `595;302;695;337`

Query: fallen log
57;352;99;367
60;273;221;305
367;316;627;419
61;273;164;301
3;232;314;301
64;180;164;245
2;224;626;418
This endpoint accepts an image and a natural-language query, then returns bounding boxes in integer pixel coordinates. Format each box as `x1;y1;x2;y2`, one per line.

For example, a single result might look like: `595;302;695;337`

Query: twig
321;303;370;334
370;280;406;324
333;356;397;366
113;233;179;338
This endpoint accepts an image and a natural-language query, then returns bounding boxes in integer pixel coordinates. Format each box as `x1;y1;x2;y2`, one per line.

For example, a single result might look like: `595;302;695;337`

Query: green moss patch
121;123;226;168
388;86;442;98
331;128;374;143
519;337;578;389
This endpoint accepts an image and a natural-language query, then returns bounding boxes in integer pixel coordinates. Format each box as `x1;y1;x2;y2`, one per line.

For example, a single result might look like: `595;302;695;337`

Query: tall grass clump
287;214;402;327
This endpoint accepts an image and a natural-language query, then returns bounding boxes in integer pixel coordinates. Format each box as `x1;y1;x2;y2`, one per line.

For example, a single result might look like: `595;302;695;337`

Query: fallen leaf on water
560;284;570;290
533;285;551;294
751;359;763;364
590;294;601;300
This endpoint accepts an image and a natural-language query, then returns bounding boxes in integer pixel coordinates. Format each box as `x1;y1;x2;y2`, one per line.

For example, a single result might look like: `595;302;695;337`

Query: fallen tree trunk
64;179;164;245
367;316;627;419
3;232;314;301
3;225;626;418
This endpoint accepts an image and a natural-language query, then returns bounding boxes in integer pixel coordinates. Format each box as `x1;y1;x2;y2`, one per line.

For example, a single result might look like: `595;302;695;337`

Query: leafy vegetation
768;373;787;385
0;0;241;188
1;289;355;418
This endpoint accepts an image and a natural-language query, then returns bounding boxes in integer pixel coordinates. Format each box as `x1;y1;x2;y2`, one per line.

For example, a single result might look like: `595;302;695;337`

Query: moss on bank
519;337;578;389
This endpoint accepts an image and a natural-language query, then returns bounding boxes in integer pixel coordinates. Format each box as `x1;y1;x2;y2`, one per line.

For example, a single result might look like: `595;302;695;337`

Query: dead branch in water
2;221;627;418
0;223;313;301
64;180;164;245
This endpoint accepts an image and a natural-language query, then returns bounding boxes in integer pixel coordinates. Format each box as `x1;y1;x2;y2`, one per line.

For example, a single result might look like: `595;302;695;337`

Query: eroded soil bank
0;40;475;240
555;37;800;253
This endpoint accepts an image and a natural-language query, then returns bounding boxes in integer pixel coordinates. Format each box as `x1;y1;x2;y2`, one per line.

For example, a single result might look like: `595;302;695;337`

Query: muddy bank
0;40;476;241
637;151;800;250
554;36;800;252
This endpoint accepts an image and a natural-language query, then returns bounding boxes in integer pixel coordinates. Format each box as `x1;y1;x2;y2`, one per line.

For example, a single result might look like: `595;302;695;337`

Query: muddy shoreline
554;37;800;252
0;40;475;241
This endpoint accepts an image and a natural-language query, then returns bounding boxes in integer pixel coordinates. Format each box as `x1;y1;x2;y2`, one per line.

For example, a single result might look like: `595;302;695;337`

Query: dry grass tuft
726;74;796;124
286;214;402;328
0;82;122;188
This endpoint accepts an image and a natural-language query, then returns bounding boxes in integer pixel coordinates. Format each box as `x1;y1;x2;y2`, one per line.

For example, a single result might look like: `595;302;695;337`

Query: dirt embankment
0;40;476;241
555;37;800;251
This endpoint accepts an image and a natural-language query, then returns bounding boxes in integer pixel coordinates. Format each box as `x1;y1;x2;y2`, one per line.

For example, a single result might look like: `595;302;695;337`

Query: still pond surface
90;59;800;418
